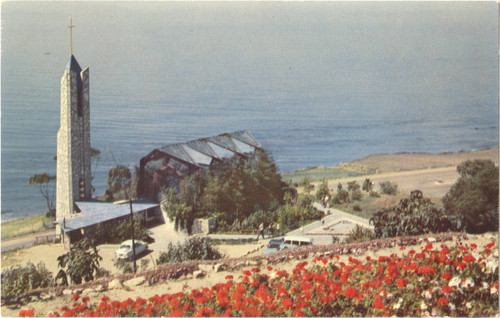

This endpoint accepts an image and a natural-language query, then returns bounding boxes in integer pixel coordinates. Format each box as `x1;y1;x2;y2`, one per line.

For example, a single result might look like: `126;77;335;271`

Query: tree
28;173;56;221
442;160;498;233
106;165;132;200
370;190;451;238
362;178;374;192
299;177;315;195
380;181;398;195
316;178;330;206
56;237;102;285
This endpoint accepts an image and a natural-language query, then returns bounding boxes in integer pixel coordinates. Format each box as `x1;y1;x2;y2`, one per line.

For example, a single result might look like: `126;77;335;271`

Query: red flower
225;275;233;280
196;307;214;317
396;278;408;288
425;243;433;250
72;294;79;301
19;309;35;317
267;266;273;271
101;295;110;302
372;295;385;310
437;297;448;305
442;285;452;294
486;241;495;249
442;272;452;280
463;255;476;263
282;297;293;309
243;270;251;276
344;287;357;298
82;296;90;304
251;267;261;273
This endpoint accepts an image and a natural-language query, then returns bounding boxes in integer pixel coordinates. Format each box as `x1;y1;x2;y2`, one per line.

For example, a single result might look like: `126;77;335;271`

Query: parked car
115;240;148;259
279;236;314;250
262;238;284;255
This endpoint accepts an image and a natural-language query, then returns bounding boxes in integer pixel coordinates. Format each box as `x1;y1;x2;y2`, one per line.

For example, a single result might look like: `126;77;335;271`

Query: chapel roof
151;130;263;168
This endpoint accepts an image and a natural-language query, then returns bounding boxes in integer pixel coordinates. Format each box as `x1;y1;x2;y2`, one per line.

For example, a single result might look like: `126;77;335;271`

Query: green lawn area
1;213;54;240
282;165;376;185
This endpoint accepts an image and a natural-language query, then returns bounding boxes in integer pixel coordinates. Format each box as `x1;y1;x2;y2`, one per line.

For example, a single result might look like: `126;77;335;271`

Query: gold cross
68;16;75;56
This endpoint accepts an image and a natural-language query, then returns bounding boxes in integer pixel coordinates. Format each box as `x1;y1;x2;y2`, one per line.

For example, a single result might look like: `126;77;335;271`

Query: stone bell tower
56;17;92;226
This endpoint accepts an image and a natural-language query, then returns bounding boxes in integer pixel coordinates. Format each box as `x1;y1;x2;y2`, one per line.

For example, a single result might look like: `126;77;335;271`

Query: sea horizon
2;2;498;222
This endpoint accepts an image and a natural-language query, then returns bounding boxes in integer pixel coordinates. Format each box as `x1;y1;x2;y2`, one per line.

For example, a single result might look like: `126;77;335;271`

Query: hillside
4;232;498;317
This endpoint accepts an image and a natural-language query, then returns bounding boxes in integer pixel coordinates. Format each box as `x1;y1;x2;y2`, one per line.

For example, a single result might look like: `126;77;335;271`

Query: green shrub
1;262;52;298
277;201;323;233
351;190;363;201
114;259;134;274
345;224;374;243
370;190;451;238
156;237;223;265
380;181;398;195
56;237;102;285
362;178;374;192
331;183;349;204
369;190;380;198
443;160;499;234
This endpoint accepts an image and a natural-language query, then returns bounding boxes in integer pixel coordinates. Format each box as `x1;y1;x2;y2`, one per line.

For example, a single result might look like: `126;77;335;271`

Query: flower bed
21;241;498;317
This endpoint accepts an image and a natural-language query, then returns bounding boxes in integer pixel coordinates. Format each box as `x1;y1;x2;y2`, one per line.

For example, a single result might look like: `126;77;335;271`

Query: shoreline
2;146;498;226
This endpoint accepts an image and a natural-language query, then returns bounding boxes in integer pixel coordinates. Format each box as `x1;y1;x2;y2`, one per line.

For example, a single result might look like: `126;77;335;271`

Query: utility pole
129;199;137;273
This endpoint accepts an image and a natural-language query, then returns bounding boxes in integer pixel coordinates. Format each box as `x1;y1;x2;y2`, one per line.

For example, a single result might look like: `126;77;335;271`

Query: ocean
1;2;498;222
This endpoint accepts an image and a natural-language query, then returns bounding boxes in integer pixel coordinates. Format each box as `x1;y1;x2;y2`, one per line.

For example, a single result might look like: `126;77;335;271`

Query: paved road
286;203;372;242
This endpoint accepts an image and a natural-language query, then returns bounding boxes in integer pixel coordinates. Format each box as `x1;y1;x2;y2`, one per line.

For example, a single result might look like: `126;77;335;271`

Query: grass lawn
1;213;54;240
282;164;376;185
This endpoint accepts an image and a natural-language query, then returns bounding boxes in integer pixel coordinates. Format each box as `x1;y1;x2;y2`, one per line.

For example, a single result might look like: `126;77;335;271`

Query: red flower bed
22;241;498;317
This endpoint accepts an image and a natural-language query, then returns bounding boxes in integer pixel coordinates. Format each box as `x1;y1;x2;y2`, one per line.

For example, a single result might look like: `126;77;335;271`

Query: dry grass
1;214;53;240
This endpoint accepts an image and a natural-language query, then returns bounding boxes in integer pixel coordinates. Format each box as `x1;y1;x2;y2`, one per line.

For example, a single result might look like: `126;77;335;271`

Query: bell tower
56;17;92;226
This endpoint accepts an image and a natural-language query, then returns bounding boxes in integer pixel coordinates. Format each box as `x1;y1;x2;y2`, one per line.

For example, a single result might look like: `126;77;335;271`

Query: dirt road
321;166;459;199
1;229;56;253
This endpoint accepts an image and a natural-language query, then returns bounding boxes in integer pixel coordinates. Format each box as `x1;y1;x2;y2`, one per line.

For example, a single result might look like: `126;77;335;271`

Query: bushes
56;237;102;285
276;200;323;233
156;237;223;265
370;190;451;238
90;214;151;245
443;160;498;234
1;262;52;298
345;224;374;243
379;181;398;195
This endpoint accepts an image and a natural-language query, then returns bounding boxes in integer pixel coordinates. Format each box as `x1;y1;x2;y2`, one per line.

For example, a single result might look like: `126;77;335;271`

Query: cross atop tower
68;16;75;56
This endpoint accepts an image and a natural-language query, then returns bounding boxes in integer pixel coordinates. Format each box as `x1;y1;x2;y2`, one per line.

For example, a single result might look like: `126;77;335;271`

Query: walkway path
1;229;56;253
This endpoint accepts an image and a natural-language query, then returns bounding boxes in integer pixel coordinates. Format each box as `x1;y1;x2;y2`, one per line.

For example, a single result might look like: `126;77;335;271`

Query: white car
115;240;148;259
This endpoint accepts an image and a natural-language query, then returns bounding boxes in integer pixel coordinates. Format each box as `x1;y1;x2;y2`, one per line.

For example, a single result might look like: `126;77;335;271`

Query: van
279;236;314;250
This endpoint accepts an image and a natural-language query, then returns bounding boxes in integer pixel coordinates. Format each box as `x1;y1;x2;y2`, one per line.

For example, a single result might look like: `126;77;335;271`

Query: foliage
1;262;52;298
442;160;499;234
161;152;287;233
156;237;223;265
91;214;151;244
362;178;374;192
344;224;374;243
331;183;349;204
27;173;56;220
350;189;363;201
112;213;151;242
276;198;323;233
56;237;102;285
106;165;139;201
369;190;381;198
315;179;330;204
300;177;315;195
370;190;451;239
379;181;398;195
113;259;134;274
42;241;499;317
